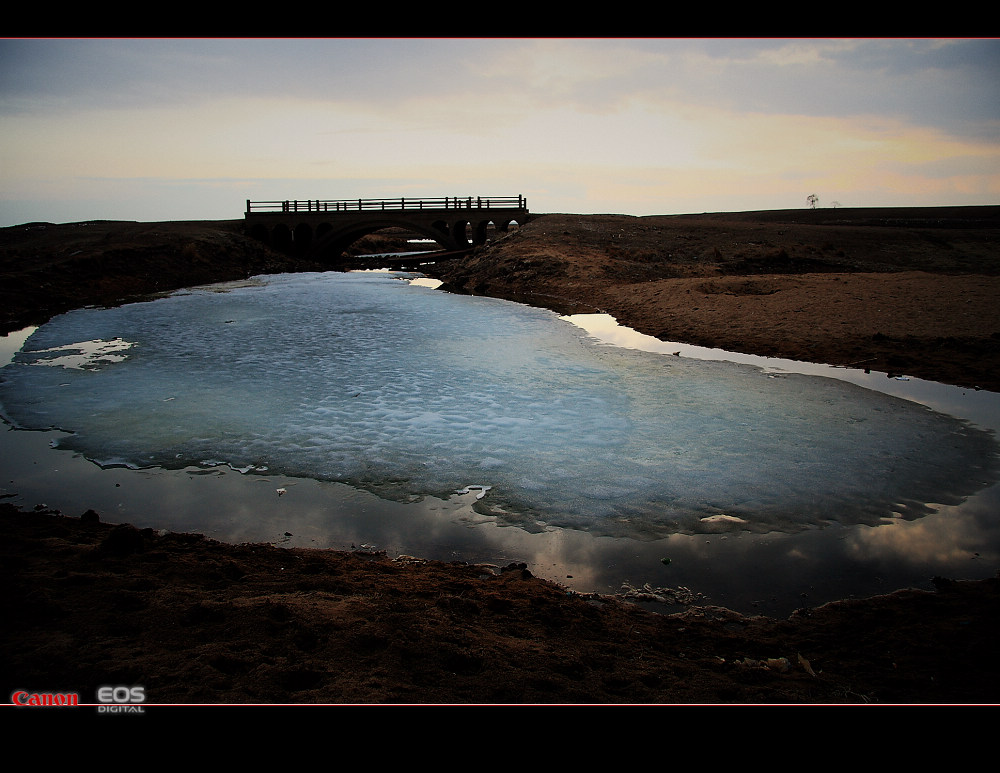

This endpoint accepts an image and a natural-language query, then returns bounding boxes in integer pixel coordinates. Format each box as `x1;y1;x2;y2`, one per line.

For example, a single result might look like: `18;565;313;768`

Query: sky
1;37;998;226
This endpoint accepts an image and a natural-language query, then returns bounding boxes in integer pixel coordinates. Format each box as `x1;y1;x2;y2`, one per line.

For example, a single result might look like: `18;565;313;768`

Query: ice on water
2;271;997;538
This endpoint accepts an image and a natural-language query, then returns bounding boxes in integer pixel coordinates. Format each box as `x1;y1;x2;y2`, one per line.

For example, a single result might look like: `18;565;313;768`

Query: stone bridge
244;195;532;260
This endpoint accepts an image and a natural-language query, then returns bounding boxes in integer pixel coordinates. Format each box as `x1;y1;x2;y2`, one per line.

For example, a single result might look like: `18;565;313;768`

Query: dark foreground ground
2;207;999;706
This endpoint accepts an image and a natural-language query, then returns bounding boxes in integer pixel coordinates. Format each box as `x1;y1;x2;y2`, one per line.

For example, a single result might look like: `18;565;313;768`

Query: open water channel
2;269;999;617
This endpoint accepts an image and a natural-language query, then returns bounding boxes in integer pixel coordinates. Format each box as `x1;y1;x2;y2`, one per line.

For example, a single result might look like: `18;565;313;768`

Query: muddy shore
2;207;999;705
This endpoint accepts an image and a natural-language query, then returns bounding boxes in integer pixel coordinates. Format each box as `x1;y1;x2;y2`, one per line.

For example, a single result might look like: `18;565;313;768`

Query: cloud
1;38;997;225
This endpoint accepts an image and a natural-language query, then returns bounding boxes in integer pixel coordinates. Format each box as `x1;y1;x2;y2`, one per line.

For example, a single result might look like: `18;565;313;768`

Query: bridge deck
246;195;527;214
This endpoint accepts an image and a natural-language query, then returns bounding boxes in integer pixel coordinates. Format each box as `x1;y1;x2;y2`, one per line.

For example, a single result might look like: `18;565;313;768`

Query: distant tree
807;194;819;209
831;201;841;209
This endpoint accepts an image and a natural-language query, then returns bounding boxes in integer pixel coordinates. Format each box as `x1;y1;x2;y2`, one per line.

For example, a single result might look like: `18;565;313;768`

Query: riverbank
3;502;998;705
2;207;999;705
429;207;1000;392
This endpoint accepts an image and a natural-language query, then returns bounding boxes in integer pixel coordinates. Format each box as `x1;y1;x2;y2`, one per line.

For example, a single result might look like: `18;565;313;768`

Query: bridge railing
245;195;527;214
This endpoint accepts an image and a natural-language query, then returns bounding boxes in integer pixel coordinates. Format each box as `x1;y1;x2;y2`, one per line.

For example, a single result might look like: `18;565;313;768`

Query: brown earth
2;207;999;707
431;207;1000;392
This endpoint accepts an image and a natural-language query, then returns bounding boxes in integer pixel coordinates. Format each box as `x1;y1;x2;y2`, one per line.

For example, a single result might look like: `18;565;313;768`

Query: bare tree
807;194;819;209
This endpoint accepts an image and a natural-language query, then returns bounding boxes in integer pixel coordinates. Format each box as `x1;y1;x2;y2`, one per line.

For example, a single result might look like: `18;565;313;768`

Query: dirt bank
2;208;999;706
4;504;998;705
428;207;1000;392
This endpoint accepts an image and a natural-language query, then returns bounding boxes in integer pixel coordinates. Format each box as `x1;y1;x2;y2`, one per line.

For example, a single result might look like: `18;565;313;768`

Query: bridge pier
244;195;532;261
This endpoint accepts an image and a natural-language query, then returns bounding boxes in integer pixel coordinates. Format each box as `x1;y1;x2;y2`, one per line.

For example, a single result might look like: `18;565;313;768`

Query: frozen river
2;270;998;616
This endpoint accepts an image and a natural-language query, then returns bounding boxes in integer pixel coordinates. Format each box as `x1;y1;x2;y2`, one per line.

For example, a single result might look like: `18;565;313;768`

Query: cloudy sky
1;37;998;226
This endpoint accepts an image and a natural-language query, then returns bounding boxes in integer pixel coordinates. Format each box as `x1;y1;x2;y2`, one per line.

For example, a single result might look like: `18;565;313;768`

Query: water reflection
1;275;998;617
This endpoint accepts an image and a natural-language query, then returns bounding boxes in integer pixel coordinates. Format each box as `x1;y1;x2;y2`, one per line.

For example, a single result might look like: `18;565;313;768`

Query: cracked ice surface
1;271;997;538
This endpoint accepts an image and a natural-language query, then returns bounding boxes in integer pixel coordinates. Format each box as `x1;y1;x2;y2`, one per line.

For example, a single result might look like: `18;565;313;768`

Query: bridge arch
248;223;270;244
271;223;293;252
308;217;461;260
450;220;472;248
430;220;452;243
293;223;314;255
495;217;522;233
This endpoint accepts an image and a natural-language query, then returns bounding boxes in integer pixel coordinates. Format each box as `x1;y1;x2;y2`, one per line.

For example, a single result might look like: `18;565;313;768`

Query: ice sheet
1;271;997;538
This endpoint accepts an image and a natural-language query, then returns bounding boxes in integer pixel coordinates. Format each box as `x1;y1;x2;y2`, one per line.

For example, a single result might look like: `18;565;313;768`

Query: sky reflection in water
1;272;998;616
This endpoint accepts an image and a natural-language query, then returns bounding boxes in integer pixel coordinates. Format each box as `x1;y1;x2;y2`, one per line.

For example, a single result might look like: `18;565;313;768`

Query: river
2;270;998;617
